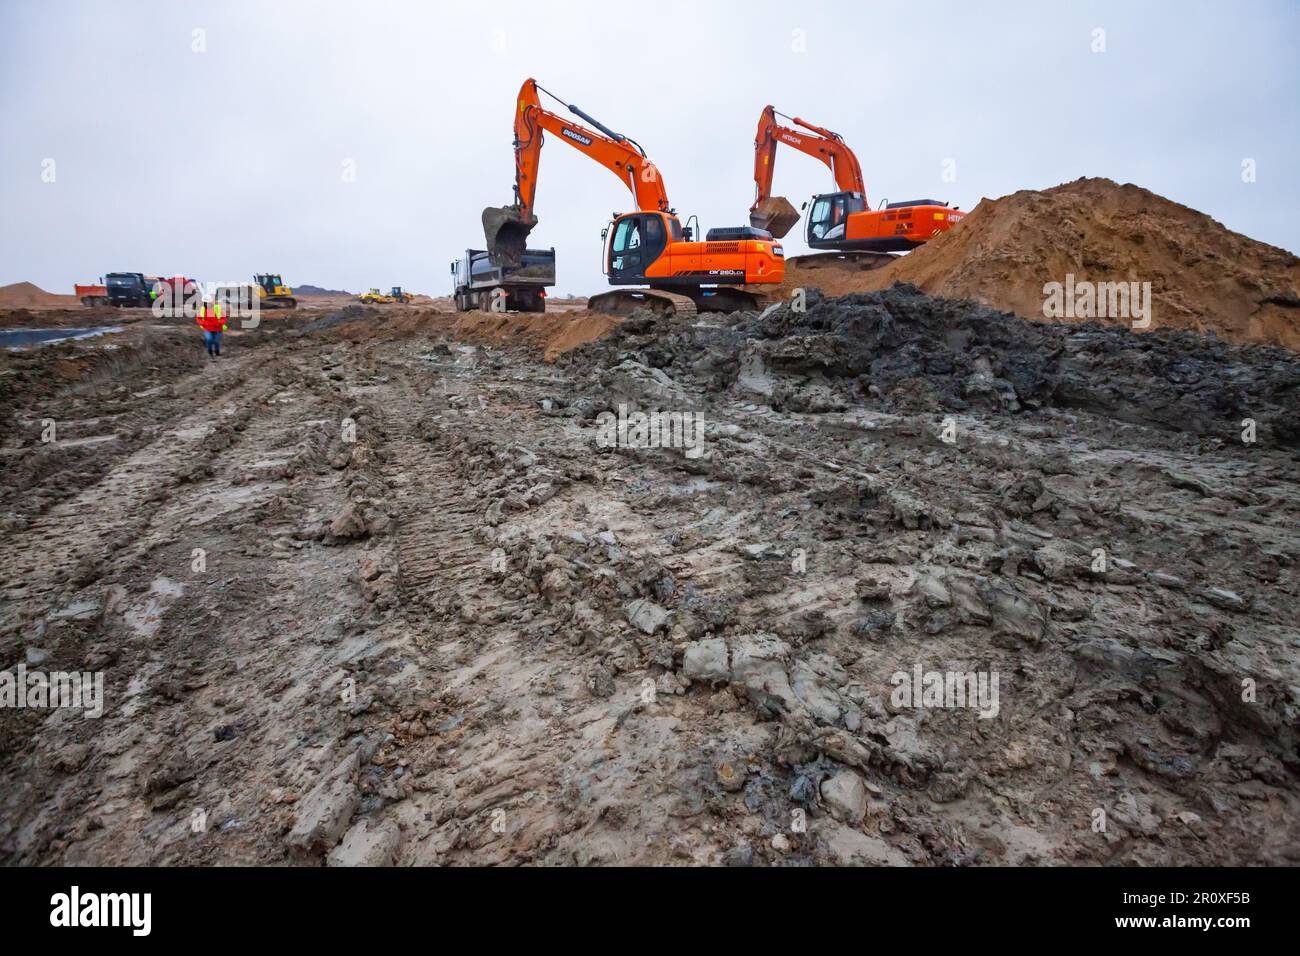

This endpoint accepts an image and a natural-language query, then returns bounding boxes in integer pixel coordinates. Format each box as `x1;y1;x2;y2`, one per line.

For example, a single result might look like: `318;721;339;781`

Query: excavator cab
806;191;866;244
606;211;676;282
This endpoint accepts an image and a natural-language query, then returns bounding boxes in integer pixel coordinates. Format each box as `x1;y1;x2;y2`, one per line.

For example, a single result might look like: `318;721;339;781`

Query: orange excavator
750;106;965;260
483;79;784;315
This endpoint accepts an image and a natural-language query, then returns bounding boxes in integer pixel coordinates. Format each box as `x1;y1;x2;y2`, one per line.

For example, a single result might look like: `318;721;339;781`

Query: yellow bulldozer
254;274;296;310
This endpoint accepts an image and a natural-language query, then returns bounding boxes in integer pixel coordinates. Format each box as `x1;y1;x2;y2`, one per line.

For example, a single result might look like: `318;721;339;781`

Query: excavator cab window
610;216;642;278
609;213;668;282
643;214;664;251
806;192;862;243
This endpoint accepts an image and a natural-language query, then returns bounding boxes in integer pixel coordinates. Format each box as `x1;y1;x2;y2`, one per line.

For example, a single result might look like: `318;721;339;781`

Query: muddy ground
1;288;1297;866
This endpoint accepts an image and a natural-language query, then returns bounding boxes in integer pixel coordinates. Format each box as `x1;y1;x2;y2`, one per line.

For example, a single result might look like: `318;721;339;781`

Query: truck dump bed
462;248;556;289
452;248;556;314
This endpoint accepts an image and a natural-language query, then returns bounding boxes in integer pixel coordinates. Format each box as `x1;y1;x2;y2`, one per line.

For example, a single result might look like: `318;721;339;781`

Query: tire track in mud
0;355;275;633
348;347;732;864
0;342;375;864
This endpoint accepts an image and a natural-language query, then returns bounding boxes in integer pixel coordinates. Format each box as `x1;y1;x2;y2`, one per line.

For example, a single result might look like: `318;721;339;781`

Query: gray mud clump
571;283;1300;446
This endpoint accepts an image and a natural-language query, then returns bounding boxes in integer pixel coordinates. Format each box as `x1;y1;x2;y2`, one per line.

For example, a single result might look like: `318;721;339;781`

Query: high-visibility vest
197;301;227;331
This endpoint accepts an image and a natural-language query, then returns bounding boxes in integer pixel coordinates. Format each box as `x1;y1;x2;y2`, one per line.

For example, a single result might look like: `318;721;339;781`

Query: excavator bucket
750;196;801;239
482;205;538;267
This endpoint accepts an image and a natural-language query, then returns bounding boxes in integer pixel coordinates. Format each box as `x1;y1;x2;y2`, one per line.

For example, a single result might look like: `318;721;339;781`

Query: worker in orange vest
196;299;228;358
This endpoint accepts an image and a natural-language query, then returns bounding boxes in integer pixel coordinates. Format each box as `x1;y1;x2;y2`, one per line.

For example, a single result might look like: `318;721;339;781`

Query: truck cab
105;272;154;308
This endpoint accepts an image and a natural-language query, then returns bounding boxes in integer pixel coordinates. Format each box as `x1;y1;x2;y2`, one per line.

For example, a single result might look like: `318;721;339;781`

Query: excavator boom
485;78;670;265
752;105;866;237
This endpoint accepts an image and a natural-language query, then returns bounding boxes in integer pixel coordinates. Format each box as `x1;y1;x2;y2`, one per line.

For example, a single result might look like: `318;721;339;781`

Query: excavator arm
751;105;867;237
485;78;670;264
512;78;670;217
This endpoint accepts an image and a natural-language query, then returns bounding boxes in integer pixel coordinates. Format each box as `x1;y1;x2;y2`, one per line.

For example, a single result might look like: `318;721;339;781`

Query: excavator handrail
513;78;671;219
752;104;867;209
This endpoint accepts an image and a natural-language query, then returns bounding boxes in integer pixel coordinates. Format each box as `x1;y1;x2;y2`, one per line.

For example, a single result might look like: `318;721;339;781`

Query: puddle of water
0;327;122;348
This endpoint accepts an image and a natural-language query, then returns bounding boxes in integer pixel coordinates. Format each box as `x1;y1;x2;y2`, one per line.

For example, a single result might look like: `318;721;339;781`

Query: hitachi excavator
750;106;965;263
482;79;785;316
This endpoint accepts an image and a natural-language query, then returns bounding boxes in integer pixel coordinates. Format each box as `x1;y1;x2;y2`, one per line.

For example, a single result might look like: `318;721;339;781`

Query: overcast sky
2;0;1297;296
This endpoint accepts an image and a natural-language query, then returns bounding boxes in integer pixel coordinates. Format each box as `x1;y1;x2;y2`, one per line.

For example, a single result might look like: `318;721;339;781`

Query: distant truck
451;248;555;313
75;280;109;307
105;272;155;308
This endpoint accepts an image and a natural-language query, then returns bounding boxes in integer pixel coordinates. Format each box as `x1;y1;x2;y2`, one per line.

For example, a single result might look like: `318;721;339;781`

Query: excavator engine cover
749;196;801;239
483;205;538;267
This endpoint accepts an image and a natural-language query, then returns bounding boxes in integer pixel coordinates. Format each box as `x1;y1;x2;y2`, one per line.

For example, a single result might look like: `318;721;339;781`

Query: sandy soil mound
289;302;615;362
450;309;621;362
780;178;1300;349
0;282;78;310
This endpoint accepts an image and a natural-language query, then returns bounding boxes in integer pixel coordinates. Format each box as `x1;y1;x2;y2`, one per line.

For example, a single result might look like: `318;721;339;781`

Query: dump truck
105;272;155;308
75;280;109;307
451;248;555;313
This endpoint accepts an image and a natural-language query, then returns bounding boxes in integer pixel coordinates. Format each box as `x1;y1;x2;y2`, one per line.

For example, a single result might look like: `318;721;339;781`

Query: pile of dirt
778;178;1300;349
0;282;78;310
450;309;621;362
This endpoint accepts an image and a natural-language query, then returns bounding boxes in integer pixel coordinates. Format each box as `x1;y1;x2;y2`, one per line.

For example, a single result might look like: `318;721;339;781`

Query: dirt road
1;296;1297;866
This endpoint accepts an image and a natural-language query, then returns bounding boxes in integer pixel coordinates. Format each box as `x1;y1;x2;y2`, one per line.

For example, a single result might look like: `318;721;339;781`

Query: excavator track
786;251;897;271
587;286;777;317
587;289;698;318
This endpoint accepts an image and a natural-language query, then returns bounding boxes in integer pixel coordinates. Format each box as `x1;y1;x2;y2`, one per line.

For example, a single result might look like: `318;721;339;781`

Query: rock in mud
624;598;670;635
326;817;401;867
327;502;369;542
820;770;869;824
682;638;728;682
287;751;361;857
